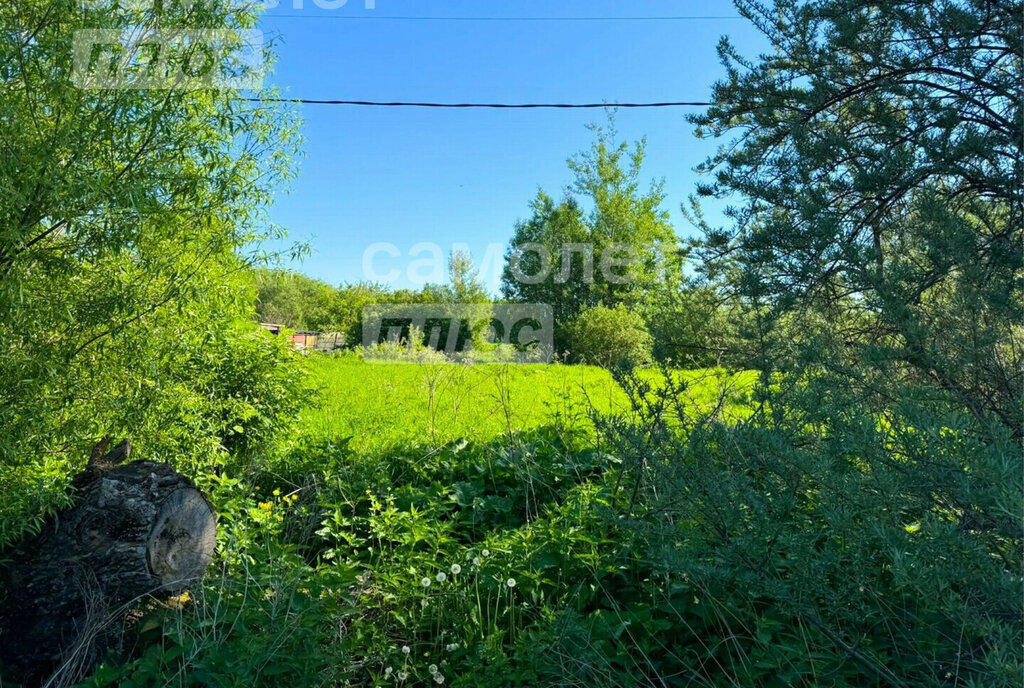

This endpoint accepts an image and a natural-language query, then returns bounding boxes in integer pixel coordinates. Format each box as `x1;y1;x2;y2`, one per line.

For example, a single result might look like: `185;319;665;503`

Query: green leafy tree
0;0;302;543
254;268;341;332
502;116;681;352
645;284;738;367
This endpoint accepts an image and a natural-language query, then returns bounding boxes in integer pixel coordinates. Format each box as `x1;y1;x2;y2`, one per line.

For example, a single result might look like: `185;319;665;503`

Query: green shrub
598;369;1023;687
567;303;654;369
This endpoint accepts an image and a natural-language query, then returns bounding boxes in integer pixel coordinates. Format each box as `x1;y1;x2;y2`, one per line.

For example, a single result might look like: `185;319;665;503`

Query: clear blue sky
258;1;767;293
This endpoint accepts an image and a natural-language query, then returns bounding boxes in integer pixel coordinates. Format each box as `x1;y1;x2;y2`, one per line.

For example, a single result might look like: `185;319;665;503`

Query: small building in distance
260;323;284;336
260;323;319;351
291;331;319;350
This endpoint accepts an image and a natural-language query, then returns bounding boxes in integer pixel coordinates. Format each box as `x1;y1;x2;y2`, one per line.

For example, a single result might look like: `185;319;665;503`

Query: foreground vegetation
82;357;1021;687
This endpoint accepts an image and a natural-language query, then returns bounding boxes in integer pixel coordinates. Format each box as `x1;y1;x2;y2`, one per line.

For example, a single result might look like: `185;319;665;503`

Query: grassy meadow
300;355;757;454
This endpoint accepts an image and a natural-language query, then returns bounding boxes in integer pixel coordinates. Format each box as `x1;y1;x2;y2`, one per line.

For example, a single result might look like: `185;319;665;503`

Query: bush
567;303;653;369
597;369;1024;687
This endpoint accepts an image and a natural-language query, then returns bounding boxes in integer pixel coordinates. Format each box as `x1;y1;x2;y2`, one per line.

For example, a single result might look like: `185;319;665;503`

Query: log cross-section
0;445;216;686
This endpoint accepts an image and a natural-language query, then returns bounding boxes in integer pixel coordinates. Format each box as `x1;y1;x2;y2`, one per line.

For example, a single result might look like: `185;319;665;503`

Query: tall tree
0;0;301;543
502;117;681;351
690;0;1022;434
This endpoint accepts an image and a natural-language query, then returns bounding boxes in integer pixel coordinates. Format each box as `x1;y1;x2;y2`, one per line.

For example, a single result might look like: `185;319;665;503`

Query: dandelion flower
401;645;411;655
435;572;447;583
506;578;517;588
273;488;281;496
428;664;438;675
421;577;431;588
450;564;461;575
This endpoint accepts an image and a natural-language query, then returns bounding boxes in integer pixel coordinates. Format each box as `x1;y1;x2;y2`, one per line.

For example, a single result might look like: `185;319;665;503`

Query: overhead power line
264;14;745;22
244;98;714;108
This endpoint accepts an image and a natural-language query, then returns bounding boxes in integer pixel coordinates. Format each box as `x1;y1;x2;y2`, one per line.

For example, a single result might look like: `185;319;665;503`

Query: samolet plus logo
72;28;264;90
73;1;264;90
362;304;554;364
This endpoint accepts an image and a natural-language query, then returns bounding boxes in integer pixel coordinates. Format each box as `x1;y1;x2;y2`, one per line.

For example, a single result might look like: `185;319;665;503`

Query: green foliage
645;0;1024;684
567;303;654;369
61;358;746;688
254;269;342;332
502;116;682;352
252;257;488;351
83;474;358;688
2;1;1019;686
144;323;310;468
0;0;303;545
689;0;1022;436
599;369;1023;687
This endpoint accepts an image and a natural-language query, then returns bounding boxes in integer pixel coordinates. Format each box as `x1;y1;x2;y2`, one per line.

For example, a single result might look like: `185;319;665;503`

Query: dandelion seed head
421;577;431;587
472;557;481;566
428;664;438;675
506;578;517;588
435;572;447;583
401;645;411;655
450;564;461;575
482;549;490;557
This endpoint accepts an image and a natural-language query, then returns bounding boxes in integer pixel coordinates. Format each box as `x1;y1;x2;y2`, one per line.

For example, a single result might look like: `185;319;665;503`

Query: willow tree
0;0;302;545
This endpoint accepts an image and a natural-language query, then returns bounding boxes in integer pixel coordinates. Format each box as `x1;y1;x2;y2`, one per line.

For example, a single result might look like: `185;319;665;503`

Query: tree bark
0;442;216;687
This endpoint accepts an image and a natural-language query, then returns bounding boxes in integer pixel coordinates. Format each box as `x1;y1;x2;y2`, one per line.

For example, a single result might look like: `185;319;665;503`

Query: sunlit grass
299;355;756;454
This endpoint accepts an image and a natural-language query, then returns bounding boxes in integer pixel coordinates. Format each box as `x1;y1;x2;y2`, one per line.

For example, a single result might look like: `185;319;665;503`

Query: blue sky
257;1;767;293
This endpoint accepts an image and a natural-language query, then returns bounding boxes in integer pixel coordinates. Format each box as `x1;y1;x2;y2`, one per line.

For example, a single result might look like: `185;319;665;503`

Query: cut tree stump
0;441;216;687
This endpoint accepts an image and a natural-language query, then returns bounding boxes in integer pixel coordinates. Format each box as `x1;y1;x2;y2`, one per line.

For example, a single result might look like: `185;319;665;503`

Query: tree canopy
690;0;1022;434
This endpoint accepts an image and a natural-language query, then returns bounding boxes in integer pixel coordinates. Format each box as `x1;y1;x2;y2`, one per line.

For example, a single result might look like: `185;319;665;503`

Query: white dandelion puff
421;577;432;588
450;564;461;575
428;664;438;675
385;667;393;676
401;645;411;655
482;549;490;557
435;572;447;583
472;557;481;566
434;675;445;685
398;671;408;681
506;578;517;588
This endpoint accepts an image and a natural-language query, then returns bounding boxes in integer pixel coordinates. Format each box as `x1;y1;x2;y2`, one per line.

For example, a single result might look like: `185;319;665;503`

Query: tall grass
299;355;755;455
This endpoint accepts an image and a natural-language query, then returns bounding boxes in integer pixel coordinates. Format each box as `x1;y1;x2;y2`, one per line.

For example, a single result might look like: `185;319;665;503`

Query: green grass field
300;355;756;454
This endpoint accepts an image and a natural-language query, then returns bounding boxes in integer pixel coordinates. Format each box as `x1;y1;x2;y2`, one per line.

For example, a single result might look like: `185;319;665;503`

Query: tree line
254;117;759;369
